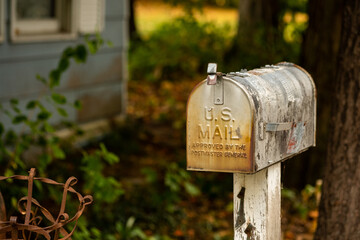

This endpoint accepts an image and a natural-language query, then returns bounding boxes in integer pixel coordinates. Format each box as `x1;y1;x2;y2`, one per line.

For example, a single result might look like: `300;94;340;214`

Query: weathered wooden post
186;62;316;239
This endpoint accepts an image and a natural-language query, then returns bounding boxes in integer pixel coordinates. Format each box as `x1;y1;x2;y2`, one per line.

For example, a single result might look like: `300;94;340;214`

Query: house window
11;0;76;42
0;0;4;43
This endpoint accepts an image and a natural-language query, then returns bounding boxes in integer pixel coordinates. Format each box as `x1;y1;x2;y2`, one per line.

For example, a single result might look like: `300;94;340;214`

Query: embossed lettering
213;125;223;139
230;126;241;140
204;107;214;121
198;124;210;139
221;107;232;121
198;124;241;140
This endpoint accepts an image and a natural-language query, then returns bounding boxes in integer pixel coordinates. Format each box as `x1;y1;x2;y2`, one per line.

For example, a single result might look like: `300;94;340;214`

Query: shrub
129;16;233;83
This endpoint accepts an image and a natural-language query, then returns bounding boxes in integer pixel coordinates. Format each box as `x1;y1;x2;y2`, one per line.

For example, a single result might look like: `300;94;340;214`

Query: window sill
10;32;77;43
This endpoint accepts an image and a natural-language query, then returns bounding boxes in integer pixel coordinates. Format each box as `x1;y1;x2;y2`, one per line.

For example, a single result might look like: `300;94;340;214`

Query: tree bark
315;1;360;238
225;0;280;70
236;0;279;36
0;191;6;239
283;0;344;189
129;0;141;42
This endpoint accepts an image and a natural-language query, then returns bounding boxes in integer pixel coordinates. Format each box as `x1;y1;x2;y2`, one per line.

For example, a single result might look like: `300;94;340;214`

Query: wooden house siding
0;0;128;130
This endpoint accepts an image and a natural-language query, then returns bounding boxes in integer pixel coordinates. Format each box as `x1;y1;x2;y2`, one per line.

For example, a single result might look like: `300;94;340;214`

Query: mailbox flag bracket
265;122;293;132
214;77;224;105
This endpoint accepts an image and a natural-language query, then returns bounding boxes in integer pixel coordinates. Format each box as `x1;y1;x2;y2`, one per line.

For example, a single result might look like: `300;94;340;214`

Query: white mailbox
186;62;316;173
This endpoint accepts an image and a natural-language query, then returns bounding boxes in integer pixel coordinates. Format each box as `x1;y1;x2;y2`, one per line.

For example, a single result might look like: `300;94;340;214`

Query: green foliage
81;143;124;205
0;34;124;239
163;0;239;15
164;162;200;197
282;180;322;219
129;17;232;83
114;217;148;240
0;35;108;175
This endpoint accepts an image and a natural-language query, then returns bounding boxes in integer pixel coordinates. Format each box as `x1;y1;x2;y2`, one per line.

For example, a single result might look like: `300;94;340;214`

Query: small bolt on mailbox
186;62;316;239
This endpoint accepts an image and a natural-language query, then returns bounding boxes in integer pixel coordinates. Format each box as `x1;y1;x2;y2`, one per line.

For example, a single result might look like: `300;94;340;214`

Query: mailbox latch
207;63;224;105
207;63;218;85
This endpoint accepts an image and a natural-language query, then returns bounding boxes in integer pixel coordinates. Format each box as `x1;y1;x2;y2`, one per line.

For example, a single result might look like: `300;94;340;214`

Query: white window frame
78;0;105;34
11;0;78;43
0;0;4;43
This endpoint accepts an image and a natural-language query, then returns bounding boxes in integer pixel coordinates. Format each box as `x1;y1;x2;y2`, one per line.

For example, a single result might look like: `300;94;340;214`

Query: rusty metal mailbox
186;62;316;173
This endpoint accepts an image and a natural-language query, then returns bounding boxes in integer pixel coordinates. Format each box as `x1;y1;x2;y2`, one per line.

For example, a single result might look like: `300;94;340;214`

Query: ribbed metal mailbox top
186;62;316;173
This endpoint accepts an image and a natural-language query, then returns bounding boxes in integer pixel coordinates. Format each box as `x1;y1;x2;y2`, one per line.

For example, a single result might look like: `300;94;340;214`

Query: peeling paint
187;62;316;173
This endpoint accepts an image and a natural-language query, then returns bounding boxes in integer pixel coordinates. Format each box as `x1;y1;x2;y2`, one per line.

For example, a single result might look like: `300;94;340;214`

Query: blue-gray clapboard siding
0;0;129;131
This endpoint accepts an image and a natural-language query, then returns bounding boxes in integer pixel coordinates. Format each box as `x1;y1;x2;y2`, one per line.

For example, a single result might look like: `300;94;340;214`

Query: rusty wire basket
0;168;92;240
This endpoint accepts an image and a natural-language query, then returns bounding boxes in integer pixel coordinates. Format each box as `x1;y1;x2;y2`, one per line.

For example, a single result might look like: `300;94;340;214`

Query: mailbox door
187;78;255;173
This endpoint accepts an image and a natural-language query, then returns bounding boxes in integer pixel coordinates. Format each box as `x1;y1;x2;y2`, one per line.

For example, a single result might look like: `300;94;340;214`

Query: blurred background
0;0;341;239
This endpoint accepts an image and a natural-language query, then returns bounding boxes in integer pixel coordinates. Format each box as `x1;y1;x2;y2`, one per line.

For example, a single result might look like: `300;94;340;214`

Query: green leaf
5;130;17;145
57;107;68;117
37;102;47;112
106;40;113;47
39;153;52;171
184;182;201;196
74;45;88;63
37;111;51;120
5;169;14;177
26;100;37;109
44;122;55;133
0;122;3;135
126;217;136;230
104;152;119;164
141;168;158;183
58;57;70;72
99;143;107;153
130;228;147;239
10;99;18;105
49;69;61;89
12;115;27;124
90;228;101;238
86;40;97;54
36;74;47;85
51;144;66;159
10;99;20;113
62;47;74;58
74;100;82;110
51;93;66;104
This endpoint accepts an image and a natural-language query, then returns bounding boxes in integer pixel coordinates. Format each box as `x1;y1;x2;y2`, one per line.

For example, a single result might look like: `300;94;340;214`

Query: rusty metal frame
0;168;93;240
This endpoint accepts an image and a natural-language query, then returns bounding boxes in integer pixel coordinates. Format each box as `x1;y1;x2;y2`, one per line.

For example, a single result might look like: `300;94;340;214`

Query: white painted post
233;163;281;240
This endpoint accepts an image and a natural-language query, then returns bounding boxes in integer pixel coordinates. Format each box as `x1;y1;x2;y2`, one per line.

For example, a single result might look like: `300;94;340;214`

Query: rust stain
248;70;264;76
0;168;92;240
187;79;254;173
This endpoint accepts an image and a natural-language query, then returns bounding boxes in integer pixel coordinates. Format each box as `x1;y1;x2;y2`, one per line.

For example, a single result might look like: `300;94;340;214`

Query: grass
135;0;238;37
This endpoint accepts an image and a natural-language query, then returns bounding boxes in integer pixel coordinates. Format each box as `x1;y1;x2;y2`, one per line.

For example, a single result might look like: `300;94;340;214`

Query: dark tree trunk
0;192;5;220
315;1;360;238
236;0;279;36
283;0;344;189
0;191;6;239
225;0;280;70
129;0;141;42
